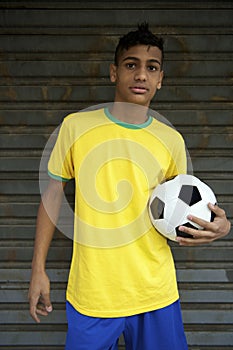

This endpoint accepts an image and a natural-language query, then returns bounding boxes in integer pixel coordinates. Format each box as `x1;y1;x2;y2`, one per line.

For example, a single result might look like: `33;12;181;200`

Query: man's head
114;23;164;68
110;23;164;108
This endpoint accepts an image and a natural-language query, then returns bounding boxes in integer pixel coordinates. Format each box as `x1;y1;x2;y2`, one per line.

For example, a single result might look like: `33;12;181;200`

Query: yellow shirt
48;108;187;317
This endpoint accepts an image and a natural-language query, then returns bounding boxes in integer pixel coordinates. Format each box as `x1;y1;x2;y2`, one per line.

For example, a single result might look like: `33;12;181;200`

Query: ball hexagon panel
165;197;189;227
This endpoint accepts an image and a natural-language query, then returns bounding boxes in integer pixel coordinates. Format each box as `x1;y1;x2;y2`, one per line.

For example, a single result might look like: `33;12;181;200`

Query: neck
110;103;149;124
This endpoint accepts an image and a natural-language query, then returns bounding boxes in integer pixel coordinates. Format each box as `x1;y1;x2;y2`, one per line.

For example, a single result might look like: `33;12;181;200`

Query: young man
29;24;230;349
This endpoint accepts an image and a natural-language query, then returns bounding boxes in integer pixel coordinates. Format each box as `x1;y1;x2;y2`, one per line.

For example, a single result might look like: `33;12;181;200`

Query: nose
134;66;147;81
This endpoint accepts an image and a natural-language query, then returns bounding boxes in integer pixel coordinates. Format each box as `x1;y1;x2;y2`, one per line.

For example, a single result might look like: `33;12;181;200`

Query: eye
148;65;159;72
126;63;136;69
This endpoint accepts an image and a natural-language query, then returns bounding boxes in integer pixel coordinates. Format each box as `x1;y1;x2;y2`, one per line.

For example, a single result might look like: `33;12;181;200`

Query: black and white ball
149;174;216;241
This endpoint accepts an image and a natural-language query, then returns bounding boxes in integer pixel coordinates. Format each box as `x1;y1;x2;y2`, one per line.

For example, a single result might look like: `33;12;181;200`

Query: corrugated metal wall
0;1;232;349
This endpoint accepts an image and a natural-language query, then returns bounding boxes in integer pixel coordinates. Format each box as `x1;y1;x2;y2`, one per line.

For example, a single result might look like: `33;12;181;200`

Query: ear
110;64;117;83
157;70;164;90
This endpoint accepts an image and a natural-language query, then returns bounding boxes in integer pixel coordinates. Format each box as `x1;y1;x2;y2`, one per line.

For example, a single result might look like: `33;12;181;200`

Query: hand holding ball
149;174;216;242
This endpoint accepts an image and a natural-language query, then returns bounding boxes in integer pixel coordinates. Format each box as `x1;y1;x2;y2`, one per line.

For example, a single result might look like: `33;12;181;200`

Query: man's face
110;45;164;107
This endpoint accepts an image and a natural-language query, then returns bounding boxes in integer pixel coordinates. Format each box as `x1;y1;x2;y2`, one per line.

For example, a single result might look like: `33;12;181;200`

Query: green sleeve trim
48;170;70;182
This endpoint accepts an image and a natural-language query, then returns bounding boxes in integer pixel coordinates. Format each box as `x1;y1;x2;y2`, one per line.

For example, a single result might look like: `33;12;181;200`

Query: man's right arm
28;179;66;323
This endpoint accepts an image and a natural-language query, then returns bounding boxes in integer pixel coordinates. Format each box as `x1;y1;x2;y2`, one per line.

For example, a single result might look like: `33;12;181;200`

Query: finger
177;228;212;244
186;203;225;228
178;224;200;238
208;203;226;217
176;236;208;246
30;300;51;323
32;307;50;323
29;294;41;323
30;304;41;323
187;213;229;238
186;213;211;229
36;307;49;316
177;225;215;244
40;293;53;313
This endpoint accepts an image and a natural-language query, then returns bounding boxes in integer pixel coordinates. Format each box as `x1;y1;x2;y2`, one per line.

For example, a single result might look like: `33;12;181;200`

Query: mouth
130;86;148;94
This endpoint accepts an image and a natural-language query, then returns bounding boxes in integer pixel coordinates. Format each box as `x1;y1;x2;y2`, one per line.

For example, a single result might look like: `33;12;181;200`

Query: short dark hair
114;23;164;67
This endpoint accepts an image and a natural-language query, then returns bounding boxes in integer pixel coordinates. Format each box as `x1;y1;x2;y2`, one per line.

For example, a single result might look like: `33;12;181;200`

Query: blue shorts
65;300;188;350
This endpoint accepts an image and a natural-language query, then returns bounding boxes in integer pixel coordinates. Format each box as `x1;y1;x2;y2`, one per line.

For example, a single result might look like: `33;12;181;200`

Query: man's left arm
176;203;231;246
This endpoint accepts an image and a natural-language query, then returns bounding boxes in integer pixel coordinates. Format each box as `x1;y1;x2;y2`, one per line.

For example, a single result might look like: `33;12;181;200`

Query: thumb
46;304;53;313
42;293;53;313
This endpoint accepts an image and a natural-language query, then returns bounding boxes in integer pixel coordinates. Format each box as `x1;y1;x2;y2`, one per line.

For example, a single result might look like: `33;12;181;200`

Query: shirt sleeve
48;119;75;182
166;133;187;179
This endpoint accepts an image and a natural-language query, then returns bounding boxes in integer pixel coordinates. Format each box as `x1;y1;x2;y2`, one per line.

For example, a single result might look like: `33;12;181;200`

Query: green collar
104;108;152;129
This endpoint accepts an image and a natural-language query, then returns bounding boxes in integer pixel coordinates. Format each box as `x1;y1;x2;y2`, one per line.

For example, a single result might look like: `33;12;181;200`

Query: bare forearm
32;203;56;271
32;180;65;271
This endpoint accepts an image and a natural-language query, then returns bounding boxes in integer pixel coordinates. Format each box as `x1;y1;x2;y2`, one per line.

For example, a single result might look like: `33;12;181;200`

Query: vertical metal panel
0;1;232;349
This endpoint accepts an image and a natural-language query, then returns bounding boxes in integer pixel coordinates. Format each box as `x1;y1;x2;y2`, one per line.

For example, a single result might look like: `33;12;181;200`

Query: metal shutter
0;1;232;349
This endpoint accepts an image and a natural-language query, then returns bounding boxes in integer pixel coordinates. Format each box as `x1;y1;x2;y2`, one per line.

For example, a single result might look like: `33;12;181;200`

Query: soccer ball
149;174;217;241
